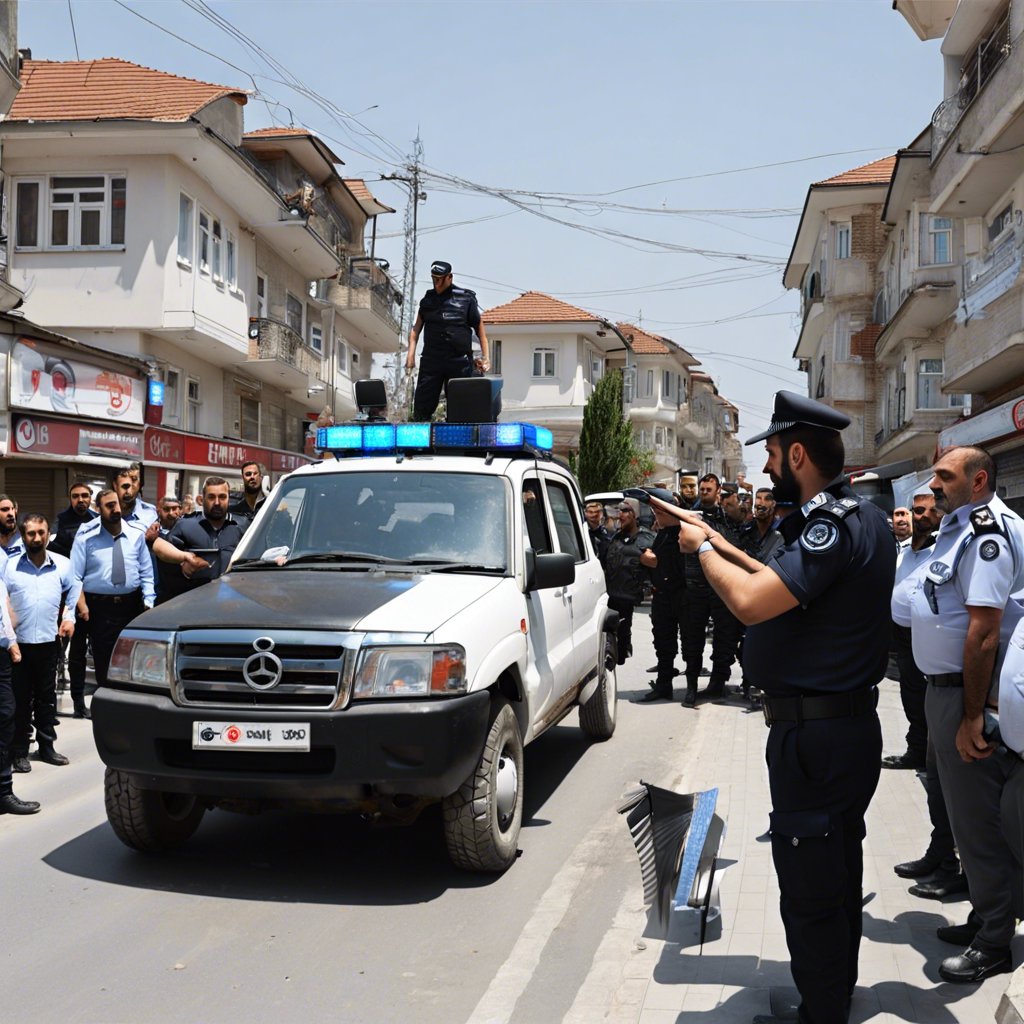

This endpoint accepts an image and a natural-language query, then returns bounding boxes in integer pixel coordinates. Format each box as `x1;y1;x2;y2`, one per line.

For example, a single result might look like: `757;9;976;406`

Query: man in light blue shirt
5;513;78;771
71;488;154;689
0;494;24;559
114;465;158;530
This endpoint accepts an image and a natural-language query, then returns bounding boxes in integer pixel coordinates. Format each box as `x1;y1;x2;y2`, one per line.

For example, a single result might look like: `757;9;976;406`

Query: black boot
0;791;41;814
73;702;91;720
34;740;69;767
682;677;698;708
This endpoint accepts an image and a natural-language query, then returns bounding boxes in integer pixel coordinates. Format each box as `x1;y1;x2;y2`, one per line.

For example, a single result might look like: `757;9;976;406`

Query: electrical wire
67;0;80;60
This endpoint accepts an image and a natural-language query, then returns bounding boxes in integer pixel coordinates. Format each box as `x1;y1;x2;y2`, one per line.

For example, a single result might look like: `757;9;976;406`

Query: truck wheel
579;632;617;740
104;768;205;852
443;702;523;873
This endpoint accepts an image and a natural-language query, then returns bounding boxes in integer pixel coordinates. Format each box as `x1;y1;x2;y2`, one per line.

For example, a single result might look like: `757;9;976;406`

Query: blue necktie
111;534;126;588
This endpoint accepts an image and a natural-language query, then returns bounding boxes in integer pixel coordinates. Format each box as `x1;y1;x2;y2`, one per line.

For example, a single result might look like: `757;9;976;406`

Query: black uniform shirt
49;506;99;558
228;496;265;523
742;480;895;697
736;520;784;564
417;285;481;359
603;526;656;604
166;513;249;587
588;524;611;563
650;525;686;593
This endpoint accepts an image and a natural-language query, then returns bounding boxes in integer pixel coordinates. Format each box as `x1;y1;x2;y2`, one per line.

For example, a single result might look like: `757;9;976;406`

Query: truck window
522;476;551;555
545;481;585;562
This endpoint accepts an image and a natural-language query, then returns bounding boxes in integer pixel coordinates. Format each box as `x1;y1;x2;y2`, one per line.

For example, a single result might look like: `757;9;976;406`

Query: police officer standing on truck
650;391;894;1024
405;260;490;421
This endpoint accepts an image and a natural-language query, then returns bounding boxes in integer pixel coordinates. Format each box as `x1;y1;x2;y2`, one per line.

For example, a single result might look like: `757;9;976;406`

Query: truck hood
131;570;506;634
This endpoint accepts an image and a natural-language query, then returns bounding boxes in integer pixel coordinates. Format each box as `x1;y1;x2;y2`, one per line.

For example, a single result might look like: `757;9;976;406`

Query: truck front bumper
92;687;491;804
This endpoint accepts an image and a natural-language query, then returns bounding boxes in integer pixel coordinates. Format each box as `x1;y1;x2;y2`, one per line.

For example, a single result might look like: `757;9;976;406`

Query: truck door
522;475;574;728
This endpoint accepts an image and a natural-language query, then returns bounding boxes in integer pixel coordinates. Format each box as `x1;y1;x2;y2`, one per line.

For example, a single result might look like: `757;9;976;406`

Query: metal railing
932;11;1012;155
247;317;320;377
964;231;1019;297
334;261;403;328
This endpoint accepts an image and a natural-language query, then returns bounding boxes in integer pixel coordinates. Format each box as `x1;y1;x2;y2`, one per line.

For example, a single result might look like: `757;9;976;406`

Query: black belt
926;673;964;687
84;591;141;605
762;687;877;726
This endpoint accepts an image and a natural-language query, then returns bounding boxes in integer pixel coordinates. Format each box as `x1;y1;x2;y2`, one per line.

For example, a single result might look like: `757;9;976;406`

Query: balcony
240;317;320;392
931;14;1024;214
875;407;963;464
961;231;1022;321
328;261;402;352
875;277;958;363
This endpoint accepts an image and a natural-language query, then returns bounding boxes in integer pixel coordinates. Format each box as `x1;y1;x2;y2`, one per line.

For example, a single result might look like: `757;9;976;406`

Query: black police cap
430;260;452;277
745;390;851;446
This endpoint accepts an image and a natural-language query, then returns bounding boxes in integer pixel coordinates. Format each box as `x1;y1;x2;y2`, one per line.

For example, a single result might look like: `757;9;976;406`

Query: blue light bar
362;424;397;450
318;424;363;450
396;422;432;449
479;422;554;451
433;423;478;448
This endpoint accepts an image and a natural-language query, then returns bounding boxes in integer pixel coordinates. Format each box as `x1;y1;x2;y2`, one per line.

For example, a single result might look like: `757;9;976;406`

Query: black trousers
67;609;89;703
85;592;144;688
650;588;686;690
0;648;13;796
12;641;59;755
891;623;927;763
766;710;882;1024
682;585;743;685
607;596;636;666
412;354;478;421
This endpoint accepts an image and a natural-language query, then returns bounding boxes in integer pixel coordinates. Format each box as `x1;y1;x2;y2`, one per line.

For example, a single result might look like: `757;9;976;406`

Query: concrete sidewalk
581;614;1022;1024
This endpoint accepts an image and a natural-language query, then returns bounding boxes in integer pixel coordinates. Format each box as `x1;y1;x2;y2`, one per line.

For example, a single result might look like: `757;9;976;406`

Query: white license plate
191;721;310;752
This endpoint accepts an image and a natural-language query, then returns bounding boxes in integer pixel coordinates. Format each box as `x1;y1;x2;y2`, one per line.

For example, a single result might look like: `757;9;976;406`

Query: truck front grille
174;629;352;711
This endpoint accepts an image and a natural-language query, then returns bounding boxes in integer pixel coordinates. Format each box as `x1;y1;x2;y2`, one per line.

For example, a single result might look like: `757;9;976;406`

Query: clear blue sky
20;0;942;470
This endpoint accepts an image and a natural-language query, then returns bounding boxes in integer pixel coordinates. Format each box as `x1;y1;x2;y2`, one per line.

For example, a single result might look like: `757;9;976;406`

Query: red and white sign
940;395;1024;449
13;415;144;460
145;426;309;474
10;339;145;425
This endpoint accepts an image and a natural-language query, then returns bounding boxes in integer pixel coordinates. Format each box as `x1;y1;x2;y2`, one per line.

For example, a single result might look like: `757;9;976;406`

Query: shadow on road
42;719;596;906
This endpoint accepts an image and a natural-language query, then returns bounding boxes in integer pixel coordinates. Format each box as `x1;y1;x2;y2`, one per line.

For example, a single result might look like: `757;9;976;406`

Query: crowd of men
0;461;266;817
585;471;783;707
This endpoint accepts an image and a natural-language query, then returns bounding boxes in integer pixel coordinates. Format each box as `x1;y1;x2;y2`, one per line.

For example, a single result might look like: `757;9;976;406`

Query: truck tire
442;702;523;873
104;768;205;853
579;632;617;740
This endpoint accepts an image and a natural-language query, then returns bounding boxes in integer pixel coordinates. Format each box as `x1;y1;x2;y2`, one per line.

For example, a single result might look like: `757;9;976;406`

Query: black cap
430;261;452;277
745;390;851;446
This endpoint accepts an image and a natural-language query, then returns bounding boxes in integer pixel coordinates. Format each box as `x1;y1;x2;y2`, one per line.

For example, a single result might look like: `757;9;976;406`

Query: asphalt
565;613;1021;1024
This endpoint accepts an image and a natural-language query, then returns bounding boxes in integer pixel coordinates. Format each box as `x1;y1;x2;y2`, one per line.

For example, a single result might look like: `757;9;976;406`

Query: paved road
2;610;697;1024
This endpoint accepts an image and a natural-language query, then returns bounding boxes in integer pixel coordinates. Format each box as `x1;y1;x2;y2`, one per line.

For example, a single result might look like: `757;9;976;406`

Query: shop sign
10;339;145;425
940;395;1024;448
13;415;143;460
144;426;308;474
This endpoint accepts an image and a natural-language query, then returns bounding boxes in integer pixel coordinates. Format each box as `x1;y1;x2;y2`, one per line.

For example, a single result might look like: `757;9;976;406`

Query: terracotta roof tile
9;58;247;123
483;291;601;324
243;126;311;138
814;155;896;187
616;322;669;355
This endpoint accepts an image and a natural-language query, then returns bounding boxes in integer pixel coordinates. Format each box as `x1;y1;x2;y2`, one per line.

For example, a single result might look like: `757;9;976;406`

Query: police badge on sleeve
800;518;839;553
979;539;1000;561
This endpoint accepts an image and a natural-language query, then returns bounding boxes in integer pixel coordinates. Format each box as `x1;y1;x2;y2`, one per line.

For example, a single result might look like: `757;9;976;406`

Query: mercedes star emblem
242;636;283;690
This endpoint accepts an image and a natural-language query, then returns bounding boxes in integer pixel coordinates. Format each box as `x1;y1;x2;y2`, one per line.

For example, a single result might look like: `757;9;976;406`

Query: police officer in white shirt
909;445;1024;983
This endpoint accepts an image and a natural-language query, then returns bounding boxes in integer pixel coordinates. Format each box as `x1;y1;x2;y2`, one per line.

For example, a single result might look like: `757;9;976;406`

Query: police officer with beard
650;391;894;1024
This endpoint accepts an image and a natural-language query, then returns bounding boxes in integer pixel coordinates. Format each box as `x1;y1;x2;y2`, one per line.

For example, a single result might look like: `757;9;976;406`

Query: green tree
574;370;652;494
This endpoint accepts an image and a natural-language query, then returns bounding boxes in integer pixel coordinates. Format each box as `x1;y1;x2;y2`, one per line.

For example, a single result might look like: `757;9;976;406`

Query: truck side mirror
525;549;575;591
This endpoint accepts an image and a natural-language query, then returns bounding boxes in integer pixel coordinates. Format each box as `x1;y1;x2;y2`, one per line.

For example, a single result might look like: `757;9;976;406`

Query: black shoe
698;668;710;677
34;746;70;767
682;689;697;708
633;689;672;704
882;752;926;770
12;755;31;774
73;705;91;720
701;684;725;701
894;855;941;879
938;945;1011;983
909;871;969;900
937;920;981;946
0;792;41;814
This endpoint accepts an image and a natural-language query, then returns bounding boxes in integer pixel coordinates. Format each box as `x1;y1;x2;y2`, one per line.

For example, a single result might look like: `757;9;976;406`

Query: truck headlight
108;635;172;687
352;645;467;699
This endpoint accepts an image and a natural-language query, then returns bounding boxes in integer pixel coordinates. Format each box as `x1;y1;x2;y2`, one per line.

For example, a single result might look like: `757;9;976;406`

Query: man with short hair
154;477;247;591
113;464;158;529
229;461;267;523
0;495;23;559
893;506;912;546
909;445;1024;983
678;472;699;507
5;514;78;772
652;390;894;1024
70;489;155;689
584;501;611;562
405;260;490;421
49;479;98;717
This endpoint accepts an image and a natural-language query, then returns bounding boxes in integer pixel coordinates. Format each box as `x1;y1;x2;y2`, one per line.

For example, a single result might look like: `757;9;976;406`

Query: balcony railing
333;261;403;330
961;232;1022;320
247;317;320;378
932;11;1011;155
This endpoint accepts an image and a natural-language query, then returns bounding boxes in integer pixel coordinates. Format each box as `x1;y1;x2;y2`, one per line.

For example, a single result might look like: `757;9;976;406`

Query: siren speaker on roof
446;377;503;424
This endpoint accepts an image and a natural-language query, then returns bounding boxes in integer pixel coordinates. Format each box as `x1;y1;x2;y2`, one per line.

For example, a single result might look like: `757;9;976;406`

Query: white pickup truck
93;421;618;872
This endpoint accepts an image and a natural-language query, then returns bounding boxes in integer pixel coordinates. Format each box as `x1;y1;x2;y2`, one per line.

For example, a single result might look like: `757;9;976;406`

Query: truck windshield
236;471;509;571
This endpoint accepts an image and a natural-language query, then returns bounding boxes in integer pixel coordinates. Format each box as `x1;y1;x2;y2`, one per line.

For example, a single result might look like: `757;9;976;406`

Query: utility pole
382;133;426;409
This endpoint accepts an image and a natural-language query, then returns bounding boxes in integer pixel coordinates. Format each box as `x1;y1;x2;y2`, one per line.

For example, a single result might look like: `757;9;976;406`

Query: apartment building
0;58;399;501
